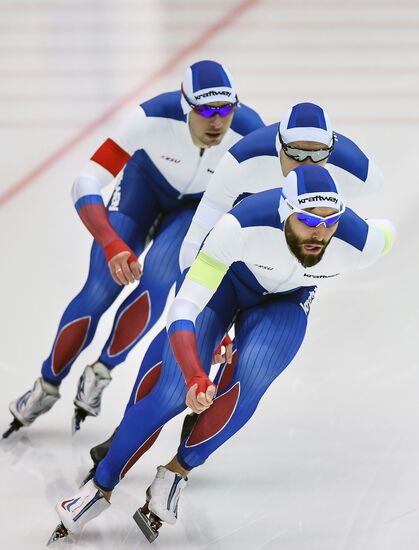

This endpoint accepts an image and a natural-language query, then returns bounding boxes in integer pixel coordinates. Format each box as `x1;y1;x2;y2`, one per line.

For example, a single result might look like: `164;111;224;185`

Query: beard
285;223;329;268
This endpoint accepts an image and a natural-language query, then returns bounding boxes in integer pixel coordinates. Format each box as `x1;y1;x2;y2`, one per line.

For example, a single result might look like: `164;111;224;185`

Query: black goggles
182;87;238;118
279;132;335;163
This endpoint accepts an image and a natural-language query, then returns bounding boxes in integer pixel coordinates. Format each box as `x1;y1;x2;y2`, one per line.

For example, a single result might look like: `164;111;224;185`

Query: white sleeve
179;194;227;272
71;105;149;203
107;105;149;156
200;213;245;265
358;218;396;268
179;152;244;271
169;214;245;326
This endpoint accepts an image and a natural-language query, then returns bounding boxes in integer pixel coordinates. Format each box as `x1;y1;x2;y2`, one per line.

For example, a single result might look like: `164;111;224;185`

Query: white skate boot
149;466;188;524
4;378;60;438
72;362;111;433
133;466;188;542
48;479;110;544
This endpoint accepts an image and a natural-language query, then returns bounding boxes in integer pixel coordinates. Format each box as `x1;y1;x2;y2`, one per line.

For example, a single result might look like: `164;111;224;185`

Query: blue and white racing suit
93;182;394;489
41;91;264;383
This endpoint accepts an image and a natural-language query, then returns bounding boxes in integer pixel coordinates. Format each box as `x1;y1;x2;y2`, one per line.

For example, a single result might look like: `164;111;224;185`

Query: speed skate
133;496;162;543
133;466;188;542
46;479;110;544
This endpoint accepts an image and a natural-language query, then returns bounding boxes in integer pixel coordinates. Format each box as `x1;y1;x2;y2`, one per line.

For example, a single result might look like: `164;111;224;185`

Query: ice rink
1;0;418;548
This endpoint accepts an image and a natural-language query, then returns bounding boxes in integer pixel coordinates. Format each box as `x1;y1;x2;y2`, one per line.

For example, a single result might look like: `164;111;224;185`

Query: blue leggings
94;278;314;490
41;153;195;384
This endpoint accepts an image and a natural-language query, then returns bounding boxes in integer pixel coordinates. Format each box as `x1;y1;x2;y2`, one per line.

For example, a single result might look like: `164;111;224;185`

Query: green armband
375;223;394;255
186;251;229;291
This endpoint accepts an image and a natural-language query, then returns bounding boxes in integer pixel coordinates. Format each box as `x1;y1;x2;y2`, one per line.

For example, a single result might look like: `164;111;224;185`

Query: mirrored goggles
285;199;345;228
192;103;237;118
182;88;238;118
279;133;335;163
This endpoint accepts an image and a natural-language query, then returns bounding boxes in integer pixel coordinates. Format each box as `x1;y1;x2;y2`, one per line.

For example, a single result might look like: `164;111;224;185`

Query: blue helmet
181;60;238;114
279;102;334;146
279;165;344;223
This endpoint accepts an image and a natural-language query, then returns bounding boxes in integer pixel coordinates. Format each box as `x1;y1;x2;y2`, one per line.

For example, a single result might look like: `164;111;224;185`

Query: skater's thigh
140;206;195;288
234;289;313;397
145;206;196;266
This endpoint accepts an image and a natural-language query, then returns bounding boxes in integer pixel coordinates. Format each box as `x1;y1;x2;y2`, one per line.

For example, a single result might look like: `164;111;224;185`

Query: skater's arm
179;194;228;273
168;251;231;393
179;152;245;272
169;215;243;411
357;218;396;267
327;132;384;198
168;320;216;412
334;210;396;269
71;106;150;284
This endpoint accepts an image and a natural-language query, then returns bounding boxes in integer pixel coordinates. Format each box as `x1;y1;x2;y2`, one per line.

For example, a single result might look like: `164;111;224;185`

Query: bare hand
186;383;216;414
212;342;233;365
212;335;233;365
109;251;142;285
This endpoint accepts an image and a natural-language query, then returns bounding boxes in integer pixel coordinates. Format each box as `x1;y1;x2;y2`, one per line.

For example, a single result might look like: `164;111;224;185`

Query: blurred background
1;1;418;548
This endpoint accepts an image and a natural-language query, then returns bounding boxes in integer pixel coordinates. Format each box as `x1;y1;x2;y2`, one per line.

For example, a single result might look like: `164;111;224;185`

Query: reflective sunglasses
193;103;237;118
182;88;238;118
285;198;345;228
279;132;335;163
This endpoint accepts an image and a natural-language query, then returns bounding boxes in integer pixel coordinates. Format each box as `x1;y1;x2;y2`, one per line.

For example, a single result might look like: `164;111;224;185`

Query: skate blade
2;418;23;439
71;408;89;435
80;465;96;488
133;508;160;543
47;522;69;545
